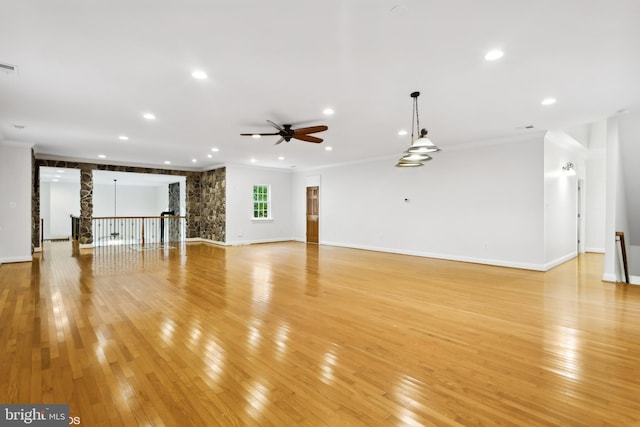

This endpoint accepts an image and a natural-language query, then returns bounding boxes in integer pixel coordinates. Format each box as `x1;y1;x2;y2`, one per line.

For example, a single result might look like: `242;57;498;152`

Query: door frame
306;186;319;244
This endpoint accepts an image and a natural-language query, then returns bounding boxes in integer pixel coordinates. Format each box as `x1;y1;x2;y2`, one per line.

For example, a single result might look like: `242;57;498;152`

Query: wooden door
306;186;319;243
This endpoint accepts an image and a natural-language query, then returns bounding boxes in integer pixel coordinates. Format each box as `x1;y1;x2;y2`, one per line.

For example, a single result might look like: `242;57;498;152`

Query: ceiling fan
241;120;328;144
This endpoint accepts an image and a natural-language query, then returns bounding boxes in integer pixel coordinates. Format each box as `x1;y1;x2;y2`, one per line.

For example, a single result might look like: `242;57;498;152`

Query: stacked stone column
168;182;180;242
79;169;93;245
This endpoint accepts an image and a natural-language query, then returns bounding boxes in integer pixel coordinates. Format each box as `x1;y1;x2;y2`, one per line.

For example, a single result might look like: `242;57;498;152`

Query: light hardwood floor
1;242;640;426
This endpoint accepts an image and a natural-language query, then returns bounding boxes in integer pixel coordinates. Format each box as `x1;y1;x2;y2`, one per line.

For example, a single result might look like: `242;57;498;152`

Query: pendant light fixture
395;91;440;167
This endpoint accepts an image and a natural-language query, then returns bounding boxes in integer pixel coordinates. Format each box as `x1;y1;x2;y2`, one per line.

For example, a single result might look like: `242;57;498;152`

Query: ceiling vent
0;62;18;75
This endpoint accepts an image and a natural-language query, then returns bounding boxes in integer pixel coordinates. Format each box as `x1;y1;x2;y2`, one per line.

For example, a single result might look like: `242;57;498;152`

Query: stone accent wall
79;169;94;245
31;150;40;250
200;168;226;242
168;182;180;242
186;174;201;239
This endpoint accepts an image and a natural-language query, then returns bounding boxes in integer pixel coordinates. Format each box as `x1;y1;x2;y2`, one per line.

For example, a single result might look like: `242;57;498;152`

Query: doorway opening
306;186;319;244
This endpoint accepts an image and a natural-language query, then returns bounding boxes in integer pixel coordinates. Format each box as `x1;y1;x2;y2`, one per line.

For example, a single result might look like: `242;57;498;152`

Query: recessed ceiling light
192;70;208;80
484;50;504;61
398;130;408;136
541;98;557;106
98;154;106;159
118;135;129;140
278;156;285;160
252;134;261;139
192;158;197;163
211;147;219;152
325;146;333;151
250;158;257;163
164;160;171;165
143;113;156;120
57;170;64;173
52;179;59;182
54;175;61;178
323;108;335;116
207;154;212;158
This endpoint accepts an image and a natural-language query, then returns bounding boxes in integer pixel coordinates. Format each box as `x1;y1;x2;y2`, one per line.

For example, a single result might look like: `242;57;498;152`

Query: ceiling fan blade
274;137;285;145
293;125;328;135
267;120;285;131
294;134;323;144
240;132;280;136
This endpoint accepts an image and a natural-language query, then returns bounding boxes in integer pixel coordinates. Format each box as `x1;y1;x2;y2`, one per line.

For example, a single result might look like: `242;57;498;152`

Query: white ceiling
1;0;639;170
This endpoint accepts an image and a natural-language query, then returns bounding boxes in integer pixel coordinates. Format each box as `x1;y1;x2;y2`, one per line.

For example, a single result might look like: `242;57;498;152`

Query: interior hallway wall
585;120;607;252
40;181;81;239
543;131;586;268
0;143;32;263
604;117;630;282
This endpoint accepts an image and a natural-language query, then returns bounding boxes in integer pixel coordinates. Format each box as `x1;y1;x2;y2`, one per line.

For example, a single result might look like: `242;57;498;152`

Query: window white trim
252;184;271;220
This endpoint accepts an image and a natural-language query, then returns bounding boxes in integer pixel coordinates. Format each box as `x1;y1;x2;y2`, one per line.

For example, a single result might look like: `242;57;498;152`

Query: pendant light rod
410;91;421;139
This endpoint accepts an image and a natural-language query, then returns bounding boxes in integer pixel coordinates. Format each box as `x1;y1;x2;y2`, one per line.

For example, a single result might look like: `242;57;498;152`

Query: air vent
0;62;18;75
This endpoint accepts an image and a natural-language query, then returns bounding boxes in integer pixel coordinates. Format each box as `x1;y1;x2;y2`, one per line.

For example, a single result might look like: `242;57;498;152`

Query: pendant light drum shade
407;129;439;153
401;153;432;162
395;161;424;167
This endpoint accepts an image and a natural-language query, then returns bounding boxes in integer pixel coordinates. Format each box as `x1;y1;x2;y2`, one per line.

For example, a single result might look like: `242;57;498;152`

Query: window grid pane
252;185;270;219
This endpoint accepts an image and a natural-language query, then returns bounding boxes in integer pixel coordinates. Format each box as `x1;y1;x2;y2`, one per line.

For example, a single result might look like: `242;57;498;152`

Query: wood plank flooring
1;242;640;426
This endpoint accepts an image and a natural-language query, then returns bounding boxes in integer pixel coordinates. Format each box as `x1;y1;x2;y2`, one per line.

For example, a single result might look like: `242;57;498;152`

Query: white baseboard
0;256;33;264
33;246;42;253
602;273;640;285
225;237;295;246
586;247;605;253
187;238;228;246
319;241;548;271
186;237;205;243
543;252;577;271
187;237;295;246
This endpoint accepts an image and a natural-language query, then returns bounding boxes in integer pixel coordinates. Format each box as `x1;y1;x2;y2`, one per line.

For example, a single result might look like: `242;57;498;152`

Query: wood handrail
615;231;630;284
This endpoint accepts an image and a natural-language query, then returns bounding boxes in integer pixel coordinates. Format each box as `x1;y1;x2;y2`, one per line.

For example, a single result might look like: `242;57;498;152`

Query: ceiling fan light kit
396;91;440;167
241;120;328;145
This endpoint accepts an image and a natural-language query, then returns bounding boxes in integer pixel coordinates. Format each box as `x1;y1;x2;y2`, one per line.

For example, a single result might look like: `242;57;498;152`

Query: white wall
292;137;547;270
543;131;586;268
585;120;607;252
226;164;293;244
157;185;169;213
0;143;32;263
46;181;80;239
603;117;630;282
618;111;640;246
41;181;80;239
630;246;640;278
93;183;168;217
